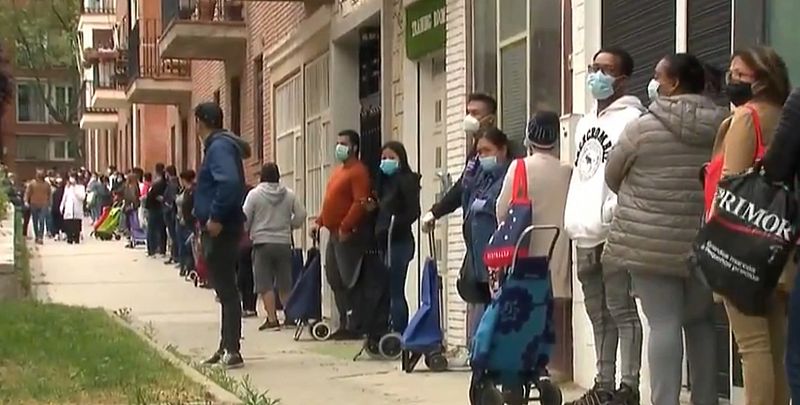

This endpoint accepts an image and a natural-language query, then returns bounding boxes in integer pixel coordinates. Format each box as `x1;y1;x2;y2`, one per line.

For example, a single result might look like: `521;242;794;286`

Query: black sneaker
258;319;280;331
566;383;614;405
609;383;639;405
202;351;223;365
220;352;244;369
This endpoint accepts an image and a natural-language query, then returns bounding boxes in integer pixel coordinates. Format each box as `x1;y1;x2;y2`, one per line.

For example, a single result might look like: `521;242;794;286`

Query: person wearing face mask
564;47;646;405
708;46;792;405
421;93;502;233
606;53;728;405
496;112;572;302
459;127;511;339
309;129;372;340
60;174;86;244
369;141;421;334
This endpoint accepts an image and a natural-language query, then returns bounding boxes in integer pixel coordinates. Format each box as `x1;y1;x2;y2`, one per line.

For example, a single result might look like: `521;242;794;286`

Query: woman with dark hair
711;46;792;405
459;127;511;338
604;53;728;405
370;141;420;333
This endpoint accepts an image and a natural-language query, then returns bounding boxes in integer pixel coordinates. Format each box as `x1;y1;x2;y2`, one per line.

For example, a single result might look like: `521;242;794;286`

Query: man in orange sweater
310;129;372;340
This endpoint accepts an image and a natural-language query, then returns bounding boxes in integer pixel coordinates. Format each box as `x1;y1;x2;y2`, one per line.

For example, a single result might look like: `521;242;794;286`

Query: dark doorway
170;125;177;166
180;118;189;170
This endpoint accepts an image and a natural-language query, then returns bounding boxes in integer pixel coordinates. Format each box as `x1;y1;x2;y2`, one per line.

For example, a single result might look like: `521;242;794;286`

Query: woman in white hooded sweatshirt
60;173;86;244
243;163;307;331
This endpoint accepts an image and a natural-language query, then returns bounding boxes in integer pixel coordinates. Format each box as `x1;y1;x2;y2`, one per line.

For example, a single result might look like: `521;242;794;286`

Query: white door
412;54;448;330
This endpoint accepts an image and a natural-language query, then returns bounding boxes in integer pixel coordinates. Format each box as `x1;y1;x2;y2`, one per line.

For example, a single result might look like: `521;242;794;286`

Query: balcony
79;0;116;31
127;18;192;108
91;63;128;110
79;81;118;131
159;0;247;64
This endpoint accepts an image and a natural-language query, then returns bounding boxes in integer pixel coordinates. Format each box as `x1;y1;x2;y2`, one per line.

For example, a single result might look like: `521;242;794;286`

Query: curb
108;313;242;405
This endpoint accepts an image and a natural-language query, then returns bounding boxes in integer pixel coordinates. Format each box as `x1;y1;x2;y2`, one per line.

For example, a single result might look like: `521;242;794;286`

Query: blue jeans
146;208;165;256
31;206;48;240
382;238;414;334
45;209;54;236
787;268;800;402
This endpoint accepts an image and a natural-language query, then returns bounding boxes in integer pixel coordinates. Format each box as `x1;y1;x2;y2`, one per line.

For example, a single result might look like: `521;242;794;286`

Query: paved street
30;228;584;404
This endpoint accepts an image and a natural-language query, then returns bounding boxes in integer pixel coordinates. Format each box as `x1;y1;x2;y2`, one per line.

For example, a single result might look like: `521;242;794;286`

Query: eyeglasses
726;70;756;83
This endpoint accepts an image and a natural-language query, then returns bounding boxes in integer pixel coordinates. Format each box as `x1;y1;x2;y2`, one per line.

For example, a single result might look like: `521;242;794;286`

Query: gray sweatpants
631;273;718;405
576;245;643;389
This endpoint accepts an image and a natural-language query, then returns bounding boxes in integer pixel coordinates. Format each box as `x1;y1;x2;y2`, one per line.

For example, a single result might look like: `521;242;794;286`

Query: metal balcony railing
127;18;191;82
92;62;127;90
81;80;116;113
161;0;244;31
81;0;116;14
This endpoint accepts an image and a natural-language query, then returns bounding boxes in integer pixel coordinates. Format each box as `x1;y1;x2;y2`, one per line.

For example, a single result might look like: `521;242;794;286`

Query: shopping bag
703;104;765;219
693;163;800;315
483;159;532;268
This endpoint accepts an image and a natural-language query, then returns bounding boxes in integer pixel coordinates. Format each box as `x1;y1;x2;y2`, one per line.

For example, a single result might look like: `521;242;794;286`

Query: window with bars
274;74;303;196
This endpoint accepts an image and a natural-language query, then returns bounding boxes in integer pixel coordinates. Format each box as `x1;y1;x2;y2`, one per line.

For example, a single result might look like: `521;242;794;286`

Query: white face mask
647;79;660;101
463;114;481;134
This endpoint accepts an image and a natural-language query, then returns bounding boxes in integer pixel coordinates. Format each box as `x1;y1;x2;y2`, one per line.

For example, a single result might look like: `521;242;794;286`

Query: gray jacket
602;94;729;277
243;182;307;245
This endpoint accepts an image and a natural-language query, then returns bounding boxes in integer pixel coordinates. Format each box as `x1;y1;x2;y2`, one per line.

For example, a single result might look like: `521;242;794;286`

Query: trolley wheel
537;378;562;405
378;333;402;360
114;234;121;240
311;321;331;341
362;338;382;360
424;352;448;372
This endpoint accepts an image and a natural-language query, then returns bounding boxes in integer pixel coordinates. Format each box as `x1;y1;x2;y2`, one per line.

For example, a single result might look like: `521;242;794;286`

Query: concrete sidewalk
31;232;582;405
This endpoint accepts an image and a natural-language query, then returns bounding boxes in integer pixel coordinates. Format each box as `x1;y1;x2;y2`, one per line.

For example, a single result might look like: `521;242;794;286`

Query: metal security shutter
500;41;528;143
602;0;676;102
688;0;732;70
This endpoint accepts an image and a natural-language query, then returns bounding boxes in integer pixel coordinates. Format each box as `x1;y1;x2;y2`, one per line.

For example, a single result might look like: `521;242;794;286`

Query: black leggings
237;246;257;312
64;219;81;243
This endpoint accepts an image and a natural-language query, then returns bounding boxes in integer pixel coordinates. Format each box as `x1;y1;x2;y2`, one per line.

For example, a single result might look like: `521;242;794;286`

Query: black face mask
725;81;754;107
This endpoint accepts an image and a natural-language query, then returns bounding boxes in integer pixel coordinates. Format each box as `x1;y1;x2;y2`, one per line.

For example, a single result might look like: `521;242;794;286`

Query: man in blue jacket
193;102;251;369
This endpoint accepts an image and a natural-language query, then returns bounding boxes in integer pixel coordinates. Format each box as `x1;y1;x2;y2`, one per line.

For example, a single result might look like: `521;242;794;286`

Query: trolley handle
509;225;561;276
386;215;396;268
427;230;436;260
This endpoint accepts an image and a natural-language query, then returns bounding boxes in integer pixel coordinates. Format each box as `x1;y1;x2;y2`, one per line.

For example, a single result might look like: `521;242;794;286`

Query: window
51;138;77;161
16;136;76;161
17;82;47;122
16;81;74;123
498;0;529;142
274;74;303;194
472;0;497;95
768;1;800;86
304;54;332;220
254;56;265;161
230;77;241;135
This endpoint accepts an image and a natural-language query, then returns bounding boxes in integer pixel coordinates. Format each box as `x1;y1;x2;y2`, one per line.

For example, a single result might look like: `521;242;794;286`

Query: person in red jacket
310;129;371;340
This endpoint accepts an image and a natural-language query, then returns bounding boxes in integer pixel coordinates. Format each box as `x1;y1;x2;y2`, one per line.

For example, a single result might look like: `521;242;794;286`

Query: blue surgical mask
587;71;616;100
379;159;399;175
479;155;498;171
335;144;350;162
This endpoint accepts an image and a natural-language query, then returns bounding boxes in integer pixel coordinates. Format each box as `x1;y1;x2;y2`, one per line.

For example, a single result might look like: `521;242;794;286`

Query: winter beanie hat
525;111;560;150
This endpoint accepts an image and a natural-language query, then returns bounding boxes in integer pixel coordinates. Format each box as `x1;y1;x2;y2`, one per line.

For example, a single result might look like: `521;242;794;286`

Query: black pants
202;230;242;354
64;219;82;243
22;206;31;237
237;245;257;312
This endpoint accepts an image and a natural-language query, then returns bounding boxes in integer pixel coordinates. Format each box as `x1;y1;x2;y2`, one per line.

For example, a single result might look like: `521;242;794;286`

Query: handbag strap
742;104;766;161
511;159;529;201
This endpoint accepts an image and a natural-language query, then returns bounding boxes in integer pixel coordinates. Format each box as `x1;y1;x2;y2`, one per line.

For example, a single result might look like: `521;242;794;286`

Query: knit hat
525;111;560;150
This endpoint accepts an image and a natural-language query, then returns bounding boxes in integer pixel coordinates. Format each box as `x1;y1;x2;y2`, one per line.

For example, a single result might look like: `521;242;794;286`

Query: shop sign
405;0;446;60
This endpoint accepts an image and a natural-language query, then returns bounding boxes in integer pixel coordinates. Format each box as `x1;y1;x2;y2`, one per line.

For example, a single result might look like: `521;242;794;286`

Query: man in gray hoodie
243;163;307;331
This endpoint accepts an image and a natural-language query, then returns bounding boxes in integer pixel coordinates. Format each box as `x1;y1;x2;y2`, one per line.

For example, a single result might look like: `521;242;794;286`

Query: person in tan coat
711;46;792;405
603;53;729;405
25;169;51;245
496;111;572;299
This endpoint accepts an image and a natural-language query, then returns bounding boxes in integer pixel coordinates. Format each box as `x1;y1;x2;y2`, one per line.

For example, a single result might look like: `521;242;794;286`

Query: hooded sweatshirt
243;182;307;245
603;94;728;276
194;130;252;229
564;95;646;248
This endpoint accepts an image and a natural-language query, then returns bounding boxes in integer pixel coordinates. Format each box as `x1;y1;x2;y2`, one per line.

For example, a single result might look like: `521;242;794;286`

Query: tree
0;0;82;157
